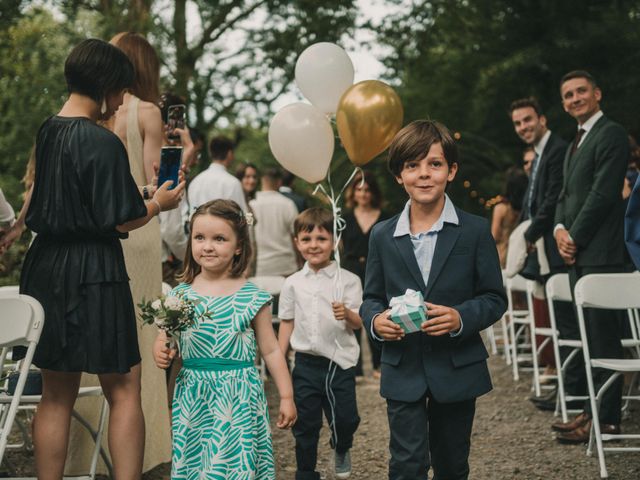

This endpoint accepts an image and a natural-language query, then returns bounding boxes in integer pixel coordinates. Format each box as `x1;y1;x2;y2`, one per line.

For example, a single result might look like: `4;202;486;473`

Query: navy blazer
360;208;507;403
522;132;568;269
625;176;640;271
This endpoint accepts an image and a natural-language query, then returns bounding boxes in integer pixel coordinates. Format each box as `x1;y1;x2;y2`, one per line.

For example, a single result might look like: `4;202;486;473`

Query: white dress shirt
278;261;363;369
187;162;247;215
371;195;463;341
250;190;299;276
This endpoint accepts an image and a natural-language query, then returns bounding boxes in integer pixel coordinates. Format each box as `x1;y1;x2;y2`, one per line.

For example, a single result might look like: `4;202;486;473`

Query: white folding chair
495;270;513;364
249;276;286;379
574;272;640;478
0;289;112;479
507;275;534;381
527;280;557;397
545;273;586;421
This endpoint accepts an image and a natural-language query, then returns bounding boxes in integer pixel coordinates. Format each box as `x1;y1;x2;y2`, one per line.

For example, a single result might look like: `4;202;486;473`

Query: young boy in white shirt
278;207;363;480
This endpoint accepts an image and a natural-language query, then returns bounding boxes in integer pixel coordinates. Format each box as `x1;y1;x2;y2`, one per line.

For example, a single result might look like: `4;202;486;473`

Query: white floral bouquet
138;293;207;349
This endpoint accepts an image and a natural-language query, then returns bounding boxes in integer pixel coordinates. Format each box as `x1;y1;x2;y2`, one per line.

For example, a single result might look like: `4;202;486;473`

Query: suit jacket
523;132;568;269
360;209;507;403
555;115;629;266
625;176;640;270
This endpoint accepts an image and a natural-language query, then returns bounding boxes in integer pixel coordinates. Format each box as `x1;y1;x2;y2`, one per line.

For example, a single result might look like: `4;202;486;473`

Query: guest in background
18;38;183;479
491;166;528;268
553;70;629;443
342;171;389;378
523;146;535;176
250;168;299;277
109;31;181;470
279;169;308;213
188;136;247;214
236;162;260;202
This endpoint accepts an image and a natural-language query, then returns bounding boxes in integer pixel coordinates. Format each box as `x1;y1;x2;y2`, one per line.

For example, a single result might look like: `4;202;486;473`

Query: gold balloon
336;80;404;166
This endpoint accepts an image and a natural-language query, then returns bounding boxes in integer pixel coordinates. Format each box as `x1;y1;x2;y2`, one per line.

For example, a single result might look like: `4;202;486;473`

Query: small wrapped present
389;289;427;333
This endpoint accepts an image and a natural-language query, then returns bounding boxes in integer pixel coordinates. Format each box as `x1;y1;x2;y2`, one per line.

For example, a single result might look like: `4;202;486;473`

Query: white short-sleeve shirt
278;261;363;369
187;162;248;214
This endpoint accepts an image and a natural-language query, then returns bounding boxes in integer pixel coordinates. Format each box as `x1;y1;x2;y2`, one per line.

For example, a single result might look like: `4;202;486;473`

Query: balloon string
313;166;362;302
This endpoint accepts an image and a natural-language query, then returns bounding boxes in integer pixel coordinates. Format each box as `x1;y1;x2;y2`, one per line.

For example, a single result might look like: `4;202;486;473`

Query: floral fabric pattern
170;282;274;479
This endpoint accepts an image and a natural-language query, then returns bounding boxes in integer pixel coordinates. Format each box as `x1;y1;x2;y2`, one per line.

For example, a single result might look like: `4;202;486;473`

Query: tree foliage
377;0;640;213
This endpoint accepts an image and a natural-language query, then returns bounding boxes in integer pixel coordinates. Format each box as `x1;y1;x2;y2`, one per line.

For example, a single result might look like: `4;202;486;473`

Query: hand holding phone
158;147;183;190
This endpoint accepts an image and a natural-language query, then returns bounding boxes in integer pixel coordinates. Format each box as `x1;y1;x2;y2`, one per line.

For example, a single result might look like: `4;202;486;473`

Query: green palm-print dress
170;282;274;479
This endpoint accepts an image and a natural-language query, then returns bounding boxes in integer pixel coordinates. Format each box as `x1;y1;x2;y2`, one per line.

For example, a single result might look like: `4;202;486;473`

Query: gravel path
2;348;639;479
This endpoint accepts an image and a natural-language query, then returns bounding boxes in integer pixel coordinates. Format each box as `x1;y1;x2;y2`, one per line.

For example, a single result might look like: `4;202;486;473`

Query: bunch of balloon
268;42;404;299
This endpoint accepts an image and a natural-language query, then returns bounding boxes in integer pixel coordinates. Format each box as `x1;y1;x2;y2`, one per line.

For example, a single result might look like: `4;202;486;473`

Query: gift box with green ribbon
389;289;426;333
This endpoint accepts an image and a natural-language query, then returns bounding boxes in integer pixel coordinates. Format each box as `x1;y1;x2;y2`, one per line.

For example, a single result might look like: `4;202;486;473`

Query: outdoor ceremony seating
0;287;111;479
573;272;640;479
506;274;534;382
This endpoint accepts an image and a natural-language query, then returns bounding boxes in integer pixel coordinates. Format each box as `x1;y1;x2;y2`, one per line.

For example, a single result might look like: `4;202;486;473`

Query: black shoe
529;389;557;411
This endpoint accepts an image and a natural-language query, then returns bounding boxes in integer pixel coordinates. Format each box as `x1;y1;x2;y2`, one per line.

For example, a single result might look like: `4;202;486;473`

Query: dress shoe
556;420;620;444
551;412;590;432
529;389;557;411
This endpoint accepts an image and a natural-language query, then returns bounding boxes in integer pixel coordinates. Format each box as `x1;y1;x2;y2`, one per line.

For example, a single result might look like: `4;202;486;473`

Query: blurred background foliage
2;0;640;284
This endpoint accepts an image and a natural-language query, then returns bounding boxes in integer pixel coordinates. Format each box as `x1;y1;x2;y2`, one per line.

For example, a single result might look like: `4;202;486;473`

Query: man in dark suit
552;70;630;443
626;175;640;270
279;169;308;213
361;120;506;479
509;97;576;411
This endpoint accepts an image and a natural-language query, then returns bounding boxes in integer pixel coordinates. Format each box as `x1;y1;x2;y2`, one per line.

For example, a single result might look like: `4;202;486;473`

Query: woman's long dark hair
503;166;529;212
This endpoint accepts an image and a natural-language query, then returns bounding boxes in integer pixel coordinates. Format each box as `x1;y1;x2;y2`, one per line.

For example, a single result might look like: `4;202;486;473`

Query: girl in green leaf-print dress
153;200;296;479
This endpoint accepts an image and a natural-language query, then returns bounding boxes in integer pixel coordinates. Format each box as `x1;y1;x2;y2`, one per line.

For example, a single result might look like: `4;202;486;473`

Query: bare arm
491;203;505;243
139;102;164;183
116;180;185;233
277;319;294;356
253;306;296;429
0;185;33;253
331;302;362;330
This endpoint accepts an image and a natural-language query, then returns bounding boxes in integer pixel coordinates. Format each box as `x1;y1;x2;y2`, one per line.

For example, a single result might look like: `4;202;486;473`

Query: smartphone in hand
158;146;183;190
167;104;186;141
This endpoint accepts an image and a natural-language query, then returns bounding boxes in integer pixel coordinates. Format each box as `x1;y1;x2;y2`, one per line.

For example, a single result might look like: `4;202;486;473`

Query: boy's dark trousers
292;352;360;480
387;394;475;480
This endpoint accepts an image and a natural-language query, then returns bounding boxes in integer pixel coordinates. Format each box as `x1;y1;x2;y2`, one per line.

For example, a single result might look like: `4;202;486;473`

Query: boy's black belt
295;352;332;367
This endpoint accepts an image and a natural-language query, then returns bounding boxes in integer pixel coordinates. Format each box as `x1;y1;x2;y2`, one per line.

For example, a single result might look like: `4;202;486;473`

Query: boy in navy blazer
360;120;507;480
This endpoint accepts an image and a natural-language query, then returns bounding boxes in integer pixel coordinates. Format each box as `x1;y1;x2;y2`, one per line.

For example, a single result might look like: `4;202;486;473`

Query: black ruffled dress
19;116;148;373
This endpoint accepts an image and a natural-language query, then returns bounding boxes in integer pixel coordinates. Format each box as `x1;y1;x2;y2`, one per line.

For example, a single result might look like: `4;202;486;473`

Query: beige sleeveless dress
64;96;171;475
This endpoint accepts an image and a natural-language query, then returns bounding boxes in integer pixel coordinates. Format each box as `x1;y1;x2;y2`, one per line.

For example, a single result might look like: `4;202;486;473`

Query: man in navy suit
509;97;577;411
360;120;506;480
626;175;640;270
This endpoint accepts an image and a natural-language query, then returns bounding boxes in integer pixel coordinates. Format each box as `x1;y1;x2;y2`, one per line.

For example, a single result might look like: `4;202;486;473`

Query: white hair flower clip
244;211;255;226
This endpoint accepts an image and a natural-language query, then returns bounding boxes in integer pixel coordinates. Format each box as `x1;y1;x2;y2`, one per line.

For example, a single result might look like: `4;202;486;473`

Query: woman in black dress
19;39;184;479
342;171;388;378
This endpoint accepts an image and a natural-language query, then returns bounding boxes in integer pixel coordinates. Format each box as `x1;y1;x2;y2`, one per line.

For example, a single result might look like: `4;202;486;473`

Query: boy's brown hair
178;199;252;283
294;207;334;237
387;120;458;176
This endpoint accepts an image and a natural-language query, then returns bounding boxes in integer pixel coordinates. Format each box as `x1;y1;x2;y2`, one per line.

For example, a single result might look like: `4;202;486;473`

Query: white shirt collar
579;110;603;132
534;130;552;157
208;162;227;172
301;260;337;277
393;194;459;238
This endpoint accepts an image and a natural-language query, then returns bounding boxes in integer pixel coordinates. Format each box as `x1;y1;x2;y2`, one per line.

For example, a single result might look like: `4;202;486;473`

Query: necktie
525;152;540;218
570;128;586;156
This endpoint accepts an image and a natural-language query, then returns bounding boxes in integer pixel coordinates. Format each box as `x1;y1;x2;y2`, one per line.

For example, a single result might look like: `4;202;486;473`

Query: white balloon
268;103;334;184
295;42;354;115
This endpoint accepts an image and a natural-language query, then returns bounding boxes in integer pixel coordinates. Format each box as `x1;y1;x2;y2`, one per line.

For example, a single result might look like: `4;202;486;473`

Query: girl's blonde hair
178;200;252;284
